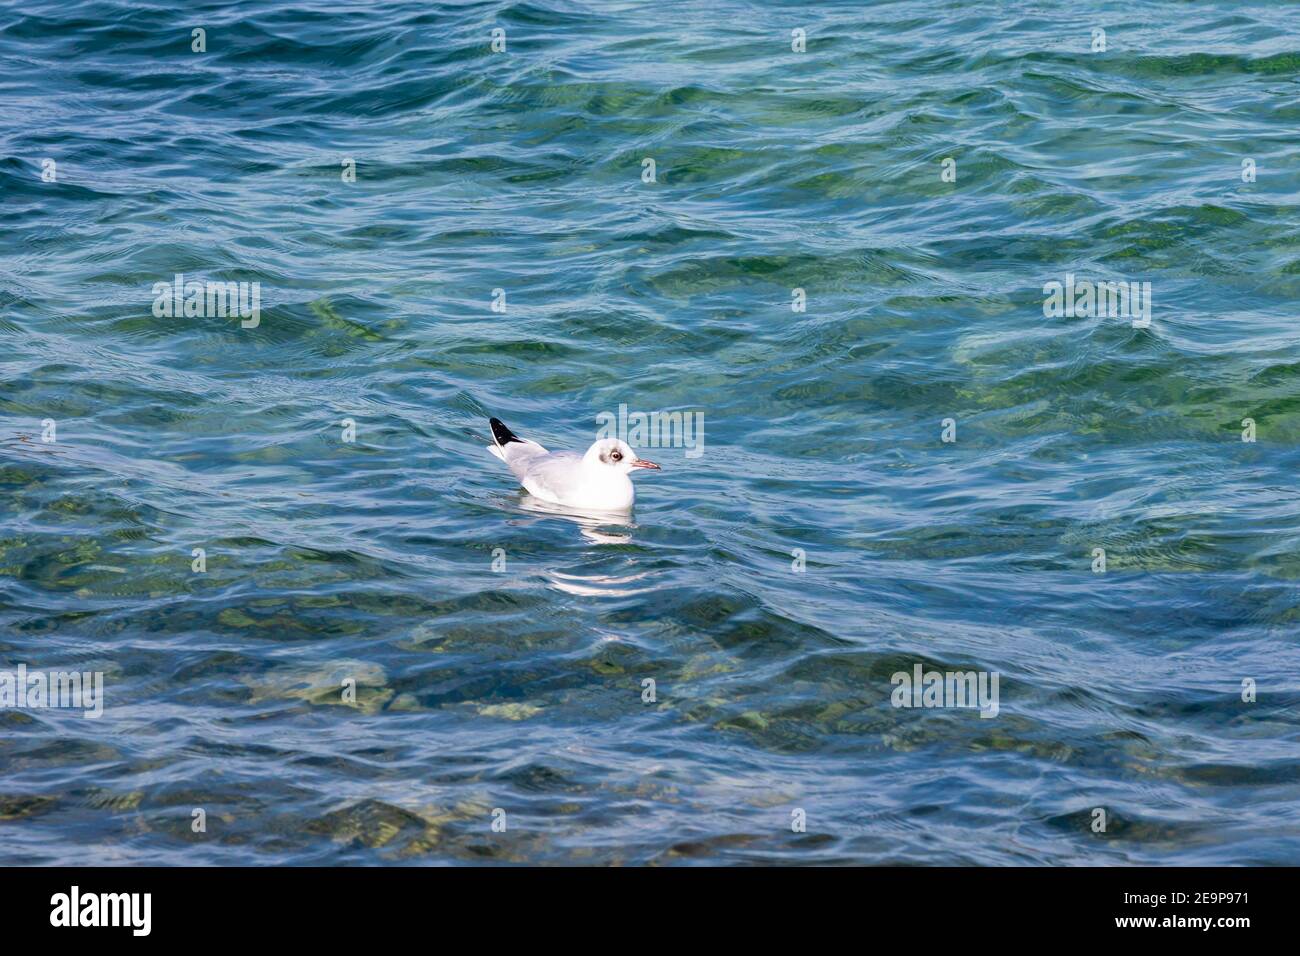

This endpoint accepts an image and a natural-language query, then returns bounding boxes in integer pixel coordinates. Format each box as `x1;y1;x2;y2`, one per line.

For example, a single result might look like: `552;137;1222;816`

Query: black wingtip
489;417;523;446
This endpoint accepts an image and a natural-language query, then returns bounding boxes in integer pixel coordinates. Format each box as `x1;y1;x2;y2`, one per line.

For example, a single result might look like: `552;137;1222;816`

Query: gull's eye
611;450;622;462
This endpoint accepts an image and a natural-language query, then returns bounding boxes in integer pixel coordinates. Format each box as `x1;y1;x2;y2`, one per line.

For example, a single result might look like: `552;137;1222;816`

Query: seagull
486;417;660;511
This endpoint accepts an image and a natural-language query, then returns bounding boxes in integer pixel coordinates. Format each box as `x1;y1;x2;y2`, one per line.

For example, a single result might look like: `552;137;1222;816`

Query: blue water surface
1;0;1299;864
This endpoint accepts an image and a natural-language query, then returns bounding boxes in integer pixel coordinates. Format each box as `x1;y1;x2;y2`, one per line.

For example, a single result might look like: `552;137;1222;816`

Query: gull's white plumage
486;417;659;511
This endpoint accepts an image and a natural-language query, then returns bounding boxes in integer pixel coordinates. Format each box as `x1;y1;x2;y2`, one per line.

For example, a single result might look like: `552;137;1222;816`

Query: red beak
632;459;661;470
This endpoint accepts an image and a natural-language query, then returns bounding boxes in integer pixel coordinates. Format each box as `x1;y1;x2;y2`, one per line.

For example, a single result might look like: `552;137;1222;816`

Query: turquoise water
2;0;1299;864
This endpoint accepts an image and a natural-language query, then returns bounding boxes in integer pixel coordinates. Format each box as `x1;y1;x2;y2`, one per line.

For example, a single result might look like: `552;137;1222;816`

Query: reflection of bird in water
513;493;635;546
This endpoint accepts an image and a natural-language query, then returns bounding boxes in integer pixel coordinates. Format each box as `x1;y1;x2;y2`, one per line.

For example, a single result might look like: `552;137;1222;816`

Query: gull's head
584;438;660;475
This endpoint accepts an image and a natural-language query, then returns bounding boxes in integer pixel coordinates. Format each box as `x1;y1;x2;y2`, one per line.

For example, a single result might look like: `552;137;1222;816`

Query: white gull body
486;417;660;511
